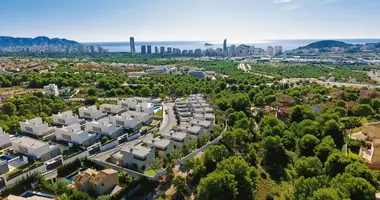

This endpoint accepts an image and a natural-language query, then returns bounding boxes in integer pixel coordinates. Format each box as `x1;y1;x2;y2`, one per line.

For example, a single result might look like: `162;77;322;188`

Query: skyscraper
141;45;146;54
267;46;275;57
274;46;283;56
147;45;152;54
167;47;172;54
223;39;228;57
160;46;165;54
155;46;159;54
130;37;135;53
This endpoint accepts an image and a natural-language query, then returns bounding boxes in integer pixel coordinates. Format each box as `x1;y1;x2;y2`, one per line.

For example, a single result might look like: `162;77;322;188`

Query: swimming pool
154;106;161;111
22;191;54;199
0;155;16;161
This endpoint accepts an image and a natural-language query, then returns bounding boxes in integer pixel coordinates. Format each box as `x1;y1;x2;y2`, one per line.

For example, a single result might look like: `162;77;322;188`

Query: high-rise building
141;45;146;54
160;46;165;54
130;37;135;53
274;46;283;56
267;46;275;57
147;45;152;54
229;45;236;57
223;39;228;56
167;47;172;54
155;46;159;54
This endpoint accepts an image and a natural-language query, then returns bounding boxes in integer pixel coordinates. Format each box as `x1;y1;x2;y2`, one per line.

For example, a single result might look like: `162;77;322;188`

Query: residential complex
19;117;55;137
0;127;11;149
52;111;83;126
79;105;108;120
142;138;174;157
11;136;61;161
55;123;97;146
85;117;123;139
119;145;155;171
99;104;126;115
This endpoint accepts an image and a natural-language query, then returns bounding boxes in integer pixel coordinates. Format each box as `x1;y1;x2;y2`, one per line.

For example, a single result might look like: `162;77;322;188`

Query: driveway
159;102;177;134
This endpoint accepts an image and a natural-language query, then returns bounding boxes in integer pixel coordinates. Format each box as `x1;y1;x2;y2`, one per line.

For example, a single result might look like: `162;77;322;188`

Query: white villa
160;131;189;149
19;117;55;137
85;117;124;139
78;105;107;120
11;136;61;161
55;123;97;146
117;97;151;110
143;138;174;157
52;111;82;126
0;127;11;149
120;145;155;171
121;111;153;125
177;124;205;140
99;104;126;115
43;84;59;96
109;114;142;131
189;119;214;133
136;102;155;114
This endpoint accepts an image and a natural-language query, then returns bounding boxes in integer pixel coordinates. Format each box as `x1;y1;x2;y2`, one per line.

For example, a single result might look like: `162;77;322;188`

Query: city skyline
1;0;380;43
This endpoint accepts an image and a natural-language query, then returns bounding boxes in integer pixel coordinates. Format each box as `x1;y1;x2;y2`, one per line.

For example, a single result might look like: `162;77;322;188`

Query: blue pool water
154;106;161;111
22;192;54;199
0;155;16;161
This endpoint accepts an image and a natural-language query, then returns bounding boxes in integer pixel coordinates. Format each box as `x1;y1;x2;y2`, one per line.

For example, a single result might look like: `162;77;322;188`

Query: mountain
0;36;81;47
204;42;213;47
298;40;354;49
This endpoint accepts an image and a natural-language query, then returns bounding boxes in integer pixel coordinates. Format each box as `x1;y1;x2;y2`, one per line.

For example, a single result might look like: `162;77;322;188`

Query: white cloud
281;4;301;10
274;0;293;3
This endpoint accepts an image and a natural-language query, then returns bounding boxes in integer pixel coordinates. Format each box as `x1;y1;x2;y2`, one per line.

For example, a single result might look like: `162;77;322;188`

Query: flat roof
190;119;212;127
177;124;202;134
101;104;122;108
161;131;187;140
144;138;172;148
12;136;48;149
123;110;150;117
122;145;152;158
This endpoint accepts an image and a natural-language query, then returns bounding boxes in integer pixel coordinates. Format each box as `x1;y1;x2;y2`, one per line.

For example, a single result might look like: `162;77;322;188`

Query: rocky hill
298;40;354;49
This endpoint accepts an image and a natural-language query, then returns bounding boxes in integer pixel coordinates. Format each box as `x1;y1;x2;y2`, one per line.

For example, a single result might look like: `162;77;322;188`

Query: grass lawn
152;119;160;125
154;109;163;117
140;125;151;131
144;169;158;177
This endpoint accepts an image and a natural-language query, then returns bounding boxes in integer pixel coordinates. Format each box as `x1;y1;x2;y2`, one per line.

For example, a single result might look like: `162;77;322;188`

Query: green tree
323;119;345;148
332;173;376;200
196;171;239;200
298;134;320;157
353;104;374;117
314;136;337;163
290;105;315;123
294;157;323;178
325;152;360;177
2;102;16;115
311;188;340;200
173;176;187;196
262;136;288;179
216;156;258;198
203;145;229;171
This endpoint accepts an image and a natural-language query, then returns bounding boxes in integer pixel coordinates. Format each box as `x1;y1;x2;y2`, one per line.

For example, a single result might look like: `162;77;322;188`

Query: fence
5;165;46;186
100;140;119;152
176;135;223;165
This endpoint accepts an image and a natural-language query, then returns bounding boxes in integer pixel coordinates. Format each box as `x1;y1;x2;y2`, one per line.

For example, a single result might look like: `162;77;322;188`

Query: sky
1;0;380;43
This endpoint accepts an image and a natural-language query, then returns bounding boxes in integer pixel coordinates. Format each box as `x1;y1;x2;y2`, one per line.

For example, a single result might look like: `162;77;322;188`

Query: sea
86;39;380;53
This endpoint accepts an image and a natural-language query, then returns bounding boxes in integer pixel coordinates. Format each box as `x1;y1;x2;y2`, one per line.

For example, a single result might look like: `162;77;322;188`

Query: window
93;127;102;132
19;146;28;154
101;183;104;187
58;119;66;124
104;107;111;112
84;112;91;117
25;127;33;133
62;134;72;140
116;120;124;126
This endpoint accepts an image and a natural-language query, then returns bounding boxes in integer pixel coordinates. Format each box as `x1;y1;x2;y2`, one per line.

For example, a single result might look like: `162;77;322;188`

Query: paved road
159;102;176;134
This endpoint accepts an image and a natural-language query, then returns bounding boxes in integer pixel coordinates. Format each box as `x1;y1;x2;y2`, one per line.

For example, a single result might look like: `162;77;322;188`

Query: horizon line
82;37;380;44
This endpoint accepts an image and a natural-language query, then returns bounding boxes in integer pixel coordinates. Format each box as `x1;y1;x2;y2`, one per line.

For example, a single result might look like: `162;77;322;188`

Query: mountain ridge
297;40;354;49
0;36;81;47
